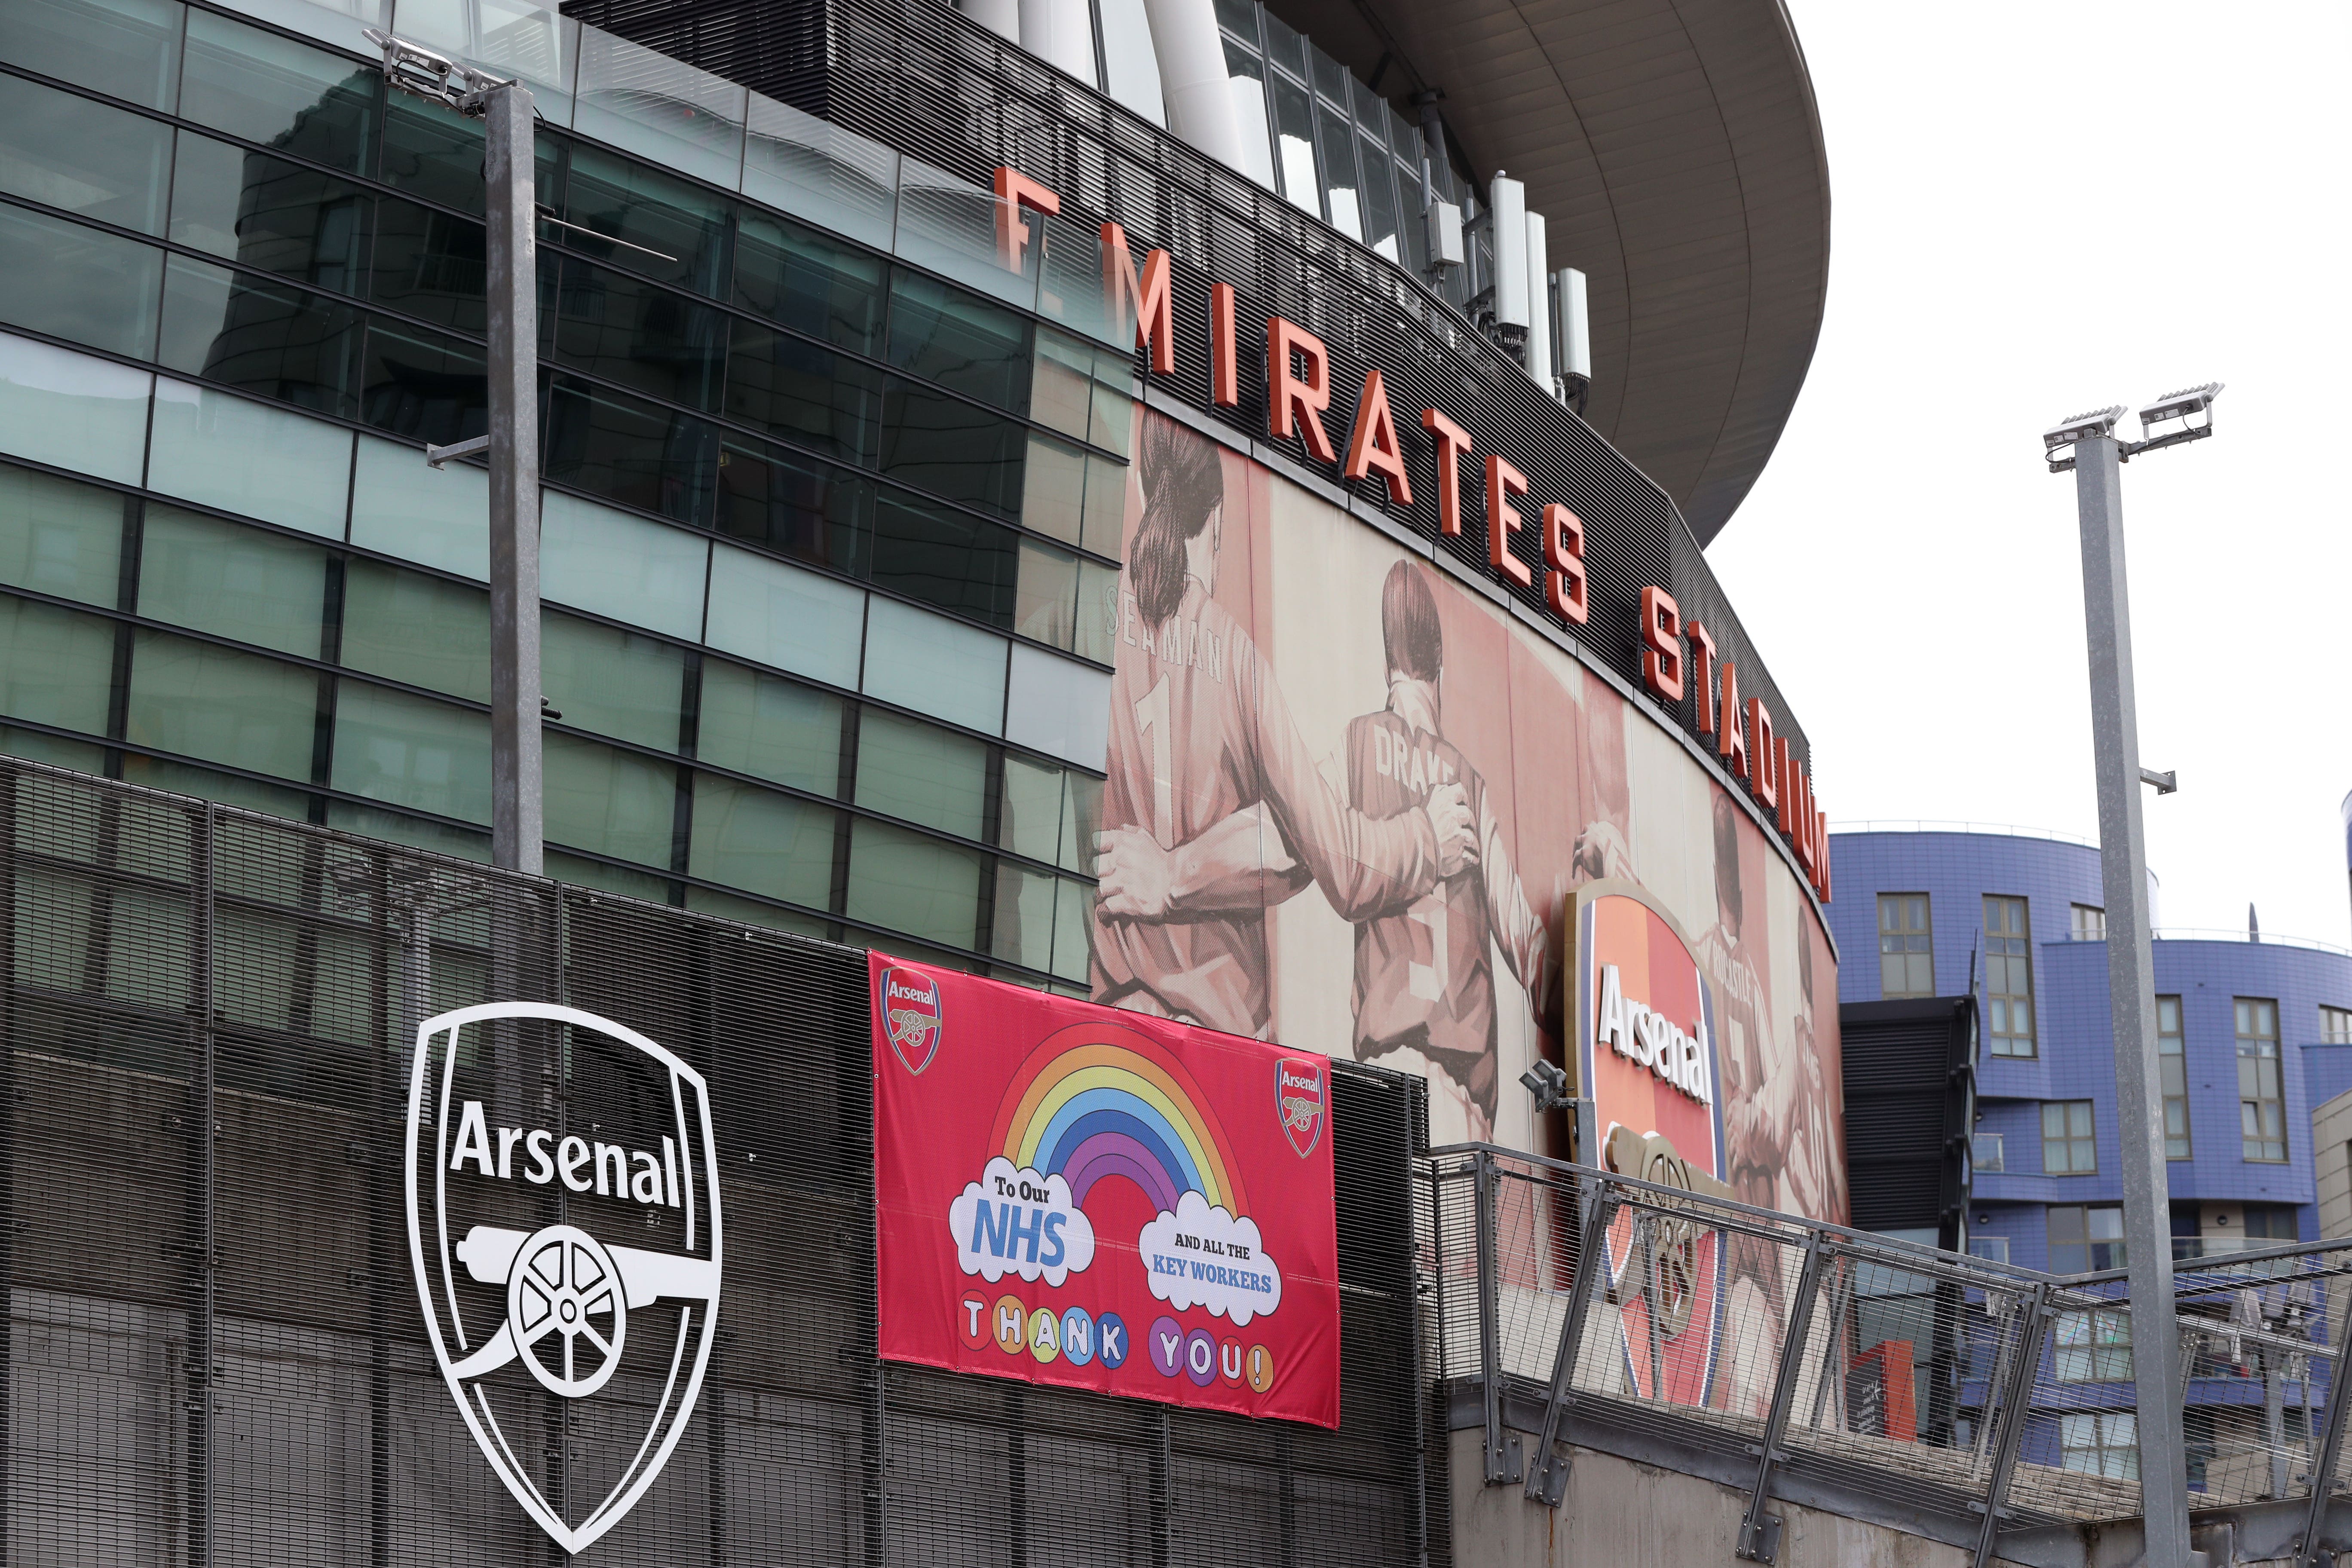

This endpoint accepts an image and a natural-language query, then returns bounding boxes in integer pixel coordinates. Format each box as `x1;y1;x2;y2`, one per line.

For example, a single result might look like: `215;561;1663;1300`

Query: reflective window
147;377;351;536
168;132;374;294
0;331;152;484
713;437;870;576
2158;995;2190;1159
1357;132;1400;261
546;253;728;414
1316;102;1360;239
2046;1203;2125;1274
861;595;1005;734
723;319;881;463
540;488;708;639
0;74;172;233
542;730;676;868
845;815;980;949
1096;0;1164;126
1877;893;1932;997
554;142;733;300
349;433;487;578
2059;1412;2137;1482
126;626;318;780
158;258;368;419
0;202;161;361
542;374;718;527
854;707;986;841
695;658;841;796
1219;40;1276;191
0;594;116;732
338;560;490;701
0;464;125;608
1020;436;1086;549
329;680;490;823
2040;1100;2095;1175
178;9;374;173
869;487;1018;628
1270;75;1316;213
702;541;865;688
732;209;885;352
2070;903;2105;940
998;751;1065;864
2325;1004;2352;1044
0;0;182;110
355;315;483;446
137;503;325;656
885;270;1030;415
542;609;685;752
877;381;1026;523
687;771;835;908
1983;895;2034;1057
2237;996;2285;1161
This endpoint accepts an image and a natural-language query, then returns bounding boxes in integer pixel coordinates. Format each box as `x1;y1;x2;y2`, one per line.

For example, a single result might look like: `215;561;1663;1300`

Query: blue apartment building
1832;826;2352;1482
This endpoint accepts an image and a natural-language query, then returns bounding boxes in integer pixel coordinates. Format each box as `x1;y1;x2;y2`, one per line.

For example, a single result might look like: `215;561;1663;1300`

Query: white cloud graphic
948;1157;1097;1286
1137;1190;1283;1326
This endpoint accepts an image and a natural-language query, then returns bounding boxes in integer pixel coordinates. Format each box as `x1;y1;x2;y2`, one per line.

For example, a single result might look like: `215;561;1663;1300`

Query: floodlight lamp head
2041;405;2125;472
2139;382;2223;428
361;28;508;113
1518;1058;1571;1115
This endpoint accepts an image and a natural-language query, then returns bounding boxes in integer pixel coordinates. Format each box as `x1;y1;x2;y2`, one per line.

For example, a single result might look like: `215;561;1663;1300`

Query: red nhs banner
870;954;1341;1427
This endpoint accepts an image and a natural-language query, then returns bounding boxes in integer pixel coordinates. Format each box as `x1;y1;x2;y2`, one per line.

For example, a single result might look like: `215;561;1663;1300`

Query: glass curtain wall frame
0;15;1130;668
2236;996;2285;1162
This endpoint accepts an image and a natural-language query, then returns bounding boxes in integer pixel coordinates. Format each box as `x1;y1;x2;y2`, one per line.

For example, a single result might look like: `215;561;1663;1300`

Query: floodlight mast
364;32;543;876
2040;383;2222;1568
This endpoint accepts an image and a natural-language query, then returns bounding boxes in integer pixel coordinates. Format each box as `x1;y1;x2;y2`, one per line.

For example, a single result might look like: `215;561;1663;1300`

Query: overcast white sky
1710;2;2352;947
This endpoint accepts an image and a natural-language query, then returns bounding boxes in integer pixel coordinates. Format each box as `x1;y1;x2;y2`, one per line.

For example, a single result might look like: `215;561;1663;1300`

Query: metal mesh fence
0;756;1434;1567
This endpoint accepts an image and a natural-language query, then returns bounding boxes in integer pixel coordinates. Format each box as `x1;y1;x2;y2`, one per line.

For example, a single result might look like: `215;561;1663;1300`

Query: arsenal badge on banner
869;955;1342;1427
1566;882;1732;1412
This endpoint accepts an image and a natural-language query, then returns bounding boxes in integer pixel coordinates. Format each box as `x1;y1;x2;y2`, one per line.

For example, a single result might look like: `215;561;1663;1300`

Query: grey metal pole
2070;432;2189;1562
483;80;542;876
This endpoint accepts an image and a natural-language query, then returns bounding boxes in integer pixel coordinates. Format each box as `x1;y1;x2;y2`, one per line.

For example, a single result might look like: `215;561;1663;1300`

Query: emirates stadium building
0;0;1847;1560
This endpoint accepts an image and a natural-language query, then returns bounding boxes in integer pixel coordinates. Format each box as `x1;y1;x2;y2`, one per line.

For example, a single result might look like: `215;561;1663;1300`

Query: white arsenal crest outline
405;1002;724;1554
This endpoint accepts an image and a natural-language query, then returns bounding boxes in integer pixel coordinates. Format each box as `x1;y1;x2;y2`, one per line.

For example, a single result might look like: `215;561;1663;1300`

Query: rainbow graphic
988;1023;1248;1219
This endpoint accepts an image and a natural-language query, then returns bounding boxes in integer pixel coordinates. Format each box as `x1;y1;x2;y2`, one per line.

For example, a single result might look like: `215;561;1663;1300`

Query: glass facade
0;0;1128;985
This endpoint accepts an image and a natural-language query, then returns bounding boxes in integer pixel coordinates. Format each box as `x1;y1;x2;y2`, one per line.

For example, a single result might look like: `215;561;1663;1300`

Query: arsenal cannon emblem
405;1002;723;1553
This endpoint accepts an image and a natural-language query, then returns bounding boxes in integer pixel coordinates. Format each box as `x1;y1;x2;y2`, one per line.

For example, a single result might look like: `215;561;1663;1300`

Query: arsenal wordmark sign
406;1002;723;1554
871;956;1342;1426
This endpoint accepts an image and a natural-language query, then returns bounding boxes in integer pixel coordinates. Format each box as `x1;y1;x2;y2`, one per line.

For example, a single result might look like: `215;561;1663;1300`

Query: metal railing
1417;1143;2352;1567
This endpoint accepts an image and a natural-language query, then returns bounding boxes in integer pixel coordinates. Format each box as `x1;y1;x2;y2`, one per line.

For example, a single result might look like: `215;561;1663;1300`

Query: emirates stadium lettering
1593;961;1713;1106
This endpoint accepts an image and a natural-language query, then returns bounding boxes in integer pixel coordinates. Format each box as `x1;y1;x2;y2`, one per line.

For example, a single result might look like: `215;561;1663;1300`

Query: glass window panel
542;374;717;527
723;319;881;463
740;93;897;253
1004;642;1109;771
702;541;864;688
892;161;1036;313
683;883;829;938
545;254;727;413
126;628;317;780
378;94;489;217
0;330;152;484
854;707;985;840
357;314;484;447
1212;0;1256;40
869;487;1018;628
572;28;745;190
1271;75;1317;212
178;9;374;173
885;270;1031;415
337;558;488;701
1036;209;1116;349
845;815;979;950
860;595;1005;735
877;381;1027;523
998;751;1062;863
147;378;352;537
329;679;489;822
0;594;116;733
1309;44;1347;104
1261;8;1304;75
138;504;325;656
322;798;487;861
714;436;870;575
1074;557;1118;666
546;849;671;903
732;208;885;353
0;463;124;607
539;488;707;639
555;142;732;300
687;771;833;909
0;203;160;361
1221;40;1277;190
694;658;840;795
1088;380;1133;463
1081;453;1127;560
168;131;372;294
156;257;365;421
992;859;1056;972
1050;875;1090;981
1013;536;1077;650
1398;158;1429;274
542;608;683;751
349;433;487;579
1021;432;1086;547
1029;331;1093;443
0;74;171;233
1359;132;1400;260
542;729;675;868
1059;770;1100;874
1316;103;1360;239
1097;0;1165;125
0;0;182;109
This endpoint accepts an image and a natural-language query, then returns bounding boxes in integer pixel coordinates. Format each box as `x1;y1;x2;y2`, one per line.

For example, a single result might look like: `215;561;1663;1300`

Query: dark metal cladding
2;756;1434;1565
558;0;1816;784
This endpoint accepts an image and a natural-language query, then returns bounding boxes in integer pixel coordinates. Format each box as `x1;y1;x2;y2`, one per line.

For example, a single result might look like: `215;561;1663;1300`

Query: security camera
1519;1058;1571;1115
2138;382;2223;429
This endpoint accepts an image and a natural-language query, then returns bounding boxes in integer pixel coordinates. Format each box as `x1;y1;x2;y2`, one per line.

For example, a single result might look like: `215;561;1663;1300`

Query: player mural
1084;410;1844;1401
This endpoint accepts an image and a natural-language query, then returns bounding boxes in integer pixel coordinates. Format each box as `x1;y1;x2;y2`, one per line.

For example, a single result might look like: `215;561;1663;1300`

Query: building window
2242;1204;2297;1243
2048;1204;2125;1273
2323;1005;2352;1044
1973;1131;2004;1172
2070;903;2105;940
2042;1101;2096;1174
2158;995;2190;1160
1967;1235;2009;1265
2236;997;2285;1162
1877;893;1934;997
1984;896;2035;1057
2060;1412;2138;1480
2055;1309;2133;1382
